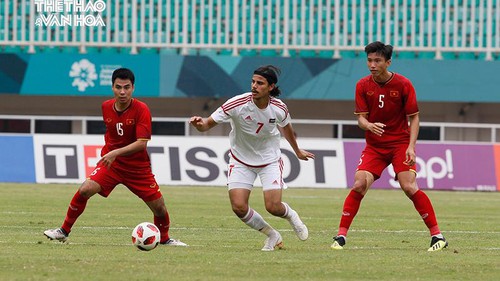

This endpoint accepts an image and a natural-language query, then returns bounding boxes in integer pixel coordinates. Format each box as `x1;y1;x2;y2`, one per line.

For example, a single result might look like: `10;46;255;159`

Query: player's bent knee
264;202;284;216
78;180;101;198
231;205;248;218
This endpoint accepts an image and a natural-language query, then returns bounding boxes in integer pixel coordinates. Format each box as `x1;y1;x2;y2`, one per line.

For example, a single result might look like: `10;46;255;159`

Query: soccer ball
131;222;161;251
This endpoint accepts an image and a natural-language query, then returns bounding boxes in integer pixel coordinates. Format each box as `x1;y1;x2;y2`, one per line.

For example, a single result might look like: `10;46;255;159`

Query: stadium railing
0;0;498;60
1;114;499;143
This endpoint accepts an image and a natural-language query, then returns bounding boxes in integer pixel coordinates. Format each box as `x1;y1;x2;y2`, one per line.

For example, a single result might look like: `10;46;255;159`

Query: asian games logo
69;59;98;92
34;0;106;27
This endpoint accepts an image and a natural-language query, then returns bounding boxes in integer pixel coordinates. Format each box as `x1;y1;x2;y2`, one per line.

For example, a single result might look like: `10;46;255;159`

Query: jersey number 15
116;123;124;136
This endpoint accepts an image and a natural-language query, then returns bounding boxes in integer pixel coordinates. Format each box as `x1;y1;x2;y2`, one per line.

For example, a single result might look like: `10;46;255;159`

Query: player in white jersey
189;65;315;251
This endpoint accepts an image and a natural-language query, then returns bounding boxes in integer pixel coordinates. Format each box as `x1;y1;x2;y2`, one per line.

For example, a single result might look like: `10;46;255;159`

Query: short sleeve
211;106;230;123
403;81;419;116
354;81;368;114
136;103;152;140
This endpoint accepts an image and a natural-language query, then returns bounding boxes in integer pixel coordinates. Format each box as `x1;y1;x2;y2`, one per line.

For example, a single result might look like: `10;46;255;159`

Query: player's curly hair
365;41;393;61
253;65;282;97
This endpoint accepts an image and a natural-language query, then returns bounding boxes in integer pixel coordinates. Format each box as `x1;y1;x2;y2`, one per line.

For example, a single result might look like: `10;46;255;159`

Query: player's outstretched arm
281;123;315;161
189;116;218;132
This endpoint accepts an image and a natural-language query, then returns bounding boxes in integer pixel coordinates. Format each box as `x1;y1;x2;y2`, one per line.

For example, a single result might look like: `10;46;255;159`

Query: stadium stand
1;1;499;142
0;0;498;59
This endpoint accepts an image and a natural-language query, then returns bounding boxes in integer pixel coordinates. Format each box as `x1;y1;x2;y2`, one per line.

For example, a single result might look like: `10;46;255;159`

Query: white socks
281;202;297;221
241;208;273;235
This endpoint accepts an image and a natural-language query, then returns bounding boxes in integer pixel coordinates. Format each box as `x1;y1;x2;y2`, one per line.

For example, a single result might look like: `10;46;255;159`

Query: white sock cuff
281;202;291;218
241;208;254;222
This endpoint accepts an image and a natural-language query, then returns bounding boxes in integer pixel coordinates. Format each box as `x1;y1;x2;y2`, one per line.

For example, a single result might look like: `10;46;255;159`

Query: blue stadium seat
240;49;258;56
198;48;218;57
139;47;158;54
416;52;436;59
286;49;298;57
41;46;60;53
2;45;23;53
217;49;233;56
85;47;100;54
300;50;317;57
260;49;279;57
458;52;478;60
159;48;179;55
440;52;458;60
318;50;334;58
339;50;358;58
100;47;120;54
61;47;80;54
396;51;417;59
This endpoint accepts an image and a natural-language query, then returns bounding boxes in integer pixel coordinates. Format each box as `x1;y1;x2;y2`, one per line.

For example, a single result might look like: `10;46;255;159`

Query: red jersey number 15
116;123;124;136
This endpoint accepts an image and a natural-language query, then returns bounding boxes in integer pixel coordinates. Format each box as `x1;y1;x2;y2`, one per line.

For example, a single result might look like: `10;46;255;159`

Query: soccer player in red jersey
331;42;447;252
44;68;187;246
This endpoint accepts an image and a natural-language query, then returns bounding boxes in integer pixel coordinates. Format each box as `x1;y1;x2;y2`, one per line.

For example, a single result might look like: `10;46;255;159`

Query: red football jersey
101;98;152;169
355;73;419;147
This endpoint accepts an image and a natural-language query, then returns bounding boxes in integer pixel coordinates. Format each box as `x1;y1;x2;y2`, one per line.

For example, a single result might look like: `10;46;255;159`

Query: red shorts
356;144;416;180
88;163;162;202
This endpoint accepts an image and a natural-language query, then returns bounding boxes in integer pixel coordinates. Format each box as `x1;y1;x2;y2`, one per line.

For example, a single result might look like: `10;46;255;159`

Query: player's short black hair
112;68;135;85
364;41;393;61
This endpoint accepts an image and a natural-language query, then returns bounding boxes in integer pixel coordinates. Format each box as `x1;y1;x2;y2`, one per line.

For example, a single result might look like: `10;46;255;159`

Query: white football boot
261;230;283;251
287;210;309;241
44;228;68;242
160;238;188;246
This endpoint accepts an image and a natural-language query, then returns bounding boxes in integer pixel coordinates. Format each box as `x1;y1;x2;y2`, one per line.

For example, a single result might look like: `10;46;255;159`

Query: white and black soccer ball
131;222;160;251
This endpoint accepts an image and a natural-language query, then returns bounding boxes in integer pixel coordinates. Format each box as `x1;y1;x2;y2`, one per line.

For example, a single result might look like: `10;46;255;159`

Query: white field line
1;225;500;234
1;240;500;251
0;225;499;250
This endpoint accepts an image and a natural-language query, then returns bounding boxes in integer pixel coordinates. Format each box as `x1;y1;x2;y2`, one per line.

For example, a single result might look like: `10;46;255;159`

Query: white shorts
227;157;287;191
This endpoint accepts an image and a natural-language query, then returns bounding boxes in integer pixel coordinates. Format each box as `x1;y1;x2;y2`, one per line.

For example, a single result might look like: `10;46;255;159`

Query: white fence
1;115;499;142
0;0;499;59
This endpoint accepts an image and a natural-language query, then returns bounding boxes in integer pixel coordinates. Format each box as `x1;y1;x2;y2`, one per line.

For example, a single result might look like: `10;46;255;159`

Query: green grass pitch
0;183;499;281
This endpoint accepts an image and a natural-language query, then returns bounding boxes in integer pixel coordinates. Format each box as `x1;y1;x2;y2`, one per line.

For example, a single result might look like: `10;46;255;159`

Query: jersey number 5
378;94;385;108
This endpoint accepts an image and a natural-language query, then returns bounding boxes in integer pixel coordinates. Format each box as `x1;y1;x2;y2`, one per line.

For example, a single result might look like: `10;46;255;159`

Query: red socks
337;190;364;236
337;189;441;237
410;190;441;236
155;212;171;243
61;191;89;234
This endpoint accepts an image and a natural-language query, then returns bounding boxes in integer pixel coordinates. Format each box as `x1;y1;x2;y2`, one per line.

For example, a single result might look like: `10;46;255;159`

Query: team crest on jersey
390;91;399;97
245;115;252;121
367;91;374;96
105;118;112;123
126;119;135;125
269;118;276;123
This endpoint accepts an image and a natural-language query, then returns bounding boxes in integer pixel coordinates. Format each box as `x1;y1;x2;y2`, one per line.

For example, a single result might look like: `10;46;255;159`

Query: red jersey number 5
378;94;385;108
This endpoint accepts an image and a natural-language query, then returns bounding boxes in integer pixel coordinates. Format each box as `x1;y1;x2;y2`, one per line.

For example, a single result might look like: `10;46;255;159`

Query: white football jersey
211;92;291;166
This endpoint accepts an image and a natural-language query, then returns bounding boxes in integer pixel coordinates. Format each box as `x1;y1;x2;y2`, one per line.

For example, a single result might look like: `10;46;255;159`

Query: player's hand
403;147;416;166
369;122;386;136
296;149;315;161
97;151;117;168
189;116;204;129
